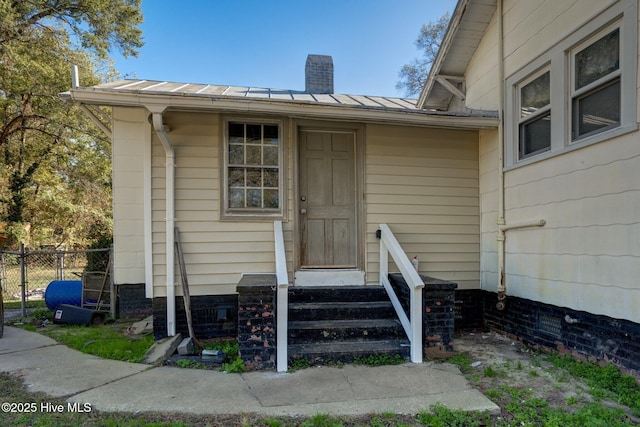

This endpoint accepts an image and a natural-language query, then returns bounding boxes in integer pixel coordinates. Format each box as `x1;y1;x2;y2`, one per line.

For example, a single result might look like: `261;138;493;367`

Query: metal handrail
378;224;424;363
274;221;289;372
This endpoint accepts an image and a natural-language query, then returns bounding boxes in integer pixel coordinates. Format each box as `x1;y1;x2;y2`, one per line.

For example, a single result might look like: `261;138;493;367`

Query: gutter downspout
150;110;177;336
496;0;507;310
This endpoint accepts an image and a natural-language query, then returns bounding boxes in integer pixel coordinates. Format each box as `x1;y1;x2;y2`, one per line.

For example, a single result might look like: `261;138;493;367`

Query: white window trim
516;67;551;160
221;117;287;220
504;0;638;170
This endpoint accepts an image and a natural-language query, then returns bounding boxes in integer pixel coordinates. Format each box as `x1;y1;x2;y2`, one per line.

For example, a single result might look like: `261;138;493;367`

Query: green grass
417;403;489;426
42;324;153;363
546;353;640;415
3;299;47;309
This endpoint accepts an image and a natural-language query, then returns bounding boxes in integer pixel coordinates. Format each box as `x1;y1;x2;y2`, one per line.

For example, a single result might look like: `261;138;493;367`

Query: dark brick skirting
483;291;640;375
388;273;457;357
117;284;152;319
454;289;484;331
236;274;277;371
153;295;238;340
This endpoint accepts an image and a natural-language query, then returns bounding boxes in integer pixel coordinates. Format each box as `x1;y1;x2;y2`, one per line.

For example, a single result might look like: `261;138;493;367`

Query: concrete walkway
0;326;499;417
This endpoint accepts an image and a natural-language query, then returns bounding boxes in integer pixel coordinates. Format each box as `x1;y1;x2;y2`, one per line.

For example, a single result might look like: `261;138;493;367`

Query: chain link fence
0;246;111;313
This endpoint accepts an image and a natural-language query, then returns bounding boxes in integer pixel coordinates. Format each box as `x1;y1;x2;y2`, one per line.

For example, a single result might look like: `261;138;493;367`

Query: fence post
20;243;26;318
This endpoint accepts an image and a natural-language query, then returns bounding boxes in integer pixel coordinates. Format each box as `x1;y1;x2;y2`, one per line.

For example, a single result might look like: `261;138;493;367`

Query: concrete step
288;301;396;321
288;340;410;364
288;286;388;303
288;319;404;343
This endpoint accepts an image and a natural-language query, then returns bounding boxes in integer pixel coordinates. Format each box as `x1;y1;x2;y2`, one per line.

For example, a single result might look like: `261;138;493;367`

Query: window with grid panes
225;122;282;217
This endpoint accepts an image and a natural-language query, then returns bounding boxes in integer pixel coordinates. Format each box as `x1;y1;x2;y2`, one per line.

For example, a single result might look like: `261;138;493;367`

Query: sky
112;1;457;98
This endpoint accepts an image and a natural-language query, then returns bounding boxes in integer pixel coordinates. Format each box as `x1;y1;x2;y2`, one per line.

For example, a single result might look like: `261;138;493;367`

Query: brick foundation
117;284;152;319
454;289;484;331
388;273;457;357
236;274;277;371
152;295;238;340
484;291;640;376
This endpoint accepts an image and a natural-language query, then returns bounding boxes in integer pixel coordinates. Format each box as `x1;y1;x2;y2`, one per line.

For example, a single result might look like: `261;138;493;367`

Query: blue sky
112;1;457;98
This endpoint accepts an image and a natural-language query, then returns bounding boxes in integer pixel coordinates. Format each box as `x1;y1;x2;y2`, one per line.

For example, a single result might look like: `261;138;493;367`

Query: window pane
229;123;244;143
228;144;244;164
264;189;279;208
228;167;244;187
246;145;261;165
246;168;261;187
247;189;262;208
264;125;279;145
263;146;278;166
229;188;244;208
573;79;620;139
246;124;261;142
520;113;551;158
521;71;550;117
264;168;278;187
575;28;619;90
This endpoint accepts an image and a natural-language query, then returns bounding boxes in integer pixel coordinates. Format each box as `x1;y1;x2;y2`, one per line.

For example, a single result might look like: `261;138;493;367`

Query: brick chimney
305;54;334;94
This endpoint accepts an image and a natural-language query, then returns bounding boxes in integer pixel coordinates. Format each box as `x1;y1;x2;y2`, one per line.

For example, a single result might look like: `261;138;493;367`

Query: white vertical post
410;287;423;363
379;237;388;286
274;221;289;372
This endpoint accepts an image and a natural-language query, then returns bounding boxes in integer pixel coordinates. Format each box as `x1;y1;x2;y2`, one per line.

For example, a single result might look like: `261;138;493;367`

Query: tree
0;1;143;248
396;13;450;98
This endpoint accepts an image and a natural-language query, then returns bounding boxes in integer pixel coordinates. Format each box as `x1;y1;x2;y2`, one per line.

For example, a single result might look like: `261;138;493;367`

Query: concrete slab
241;363;499;417
1;327;500;417
143;333;182;364
0;345;148;397
68;366;262;414
0;325;57;354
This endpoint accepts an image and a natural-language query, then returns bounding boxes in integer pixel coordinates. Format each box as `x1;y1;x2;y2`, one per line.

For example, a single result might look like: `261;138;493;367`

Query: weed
221;356;247;373
264;417;284;427
483;365;505;378
485;389;503;399
300;413;344;427
289;357;311;372
175;359;208;370
566;396;579;405
516;360;523;370
29;307;53;321
546;353;640;415
446;352;472;373
416;403;488;426
528;369;539;377
353;353;404;366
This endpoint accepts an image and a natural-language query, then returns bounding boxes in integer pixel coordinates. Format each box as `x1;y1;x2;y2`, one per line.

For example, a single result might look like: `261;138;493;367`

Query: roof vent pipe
305;54;334;94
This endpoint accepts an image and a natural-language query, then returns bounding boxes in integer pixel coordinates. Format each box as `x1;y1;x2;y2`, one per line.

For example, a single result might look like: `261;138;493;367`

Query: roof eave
68;88;499;130
416;0;470;110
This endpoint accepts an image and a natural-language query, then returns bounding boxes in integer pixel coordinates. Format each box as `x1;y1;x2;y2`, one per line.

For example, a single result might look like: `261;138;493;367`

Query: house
63;0;640;375
422;0;639;373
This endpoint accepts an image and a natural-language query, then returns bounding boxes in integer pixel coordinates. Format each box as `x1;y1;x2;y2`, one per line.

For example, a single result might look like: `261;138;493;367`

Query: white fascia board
70;88;498;129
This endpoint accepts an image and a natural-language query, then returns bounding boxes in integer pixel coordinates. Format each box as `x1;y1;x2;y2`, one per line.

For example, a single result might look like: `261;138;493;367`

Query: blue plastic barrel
45;280;82;310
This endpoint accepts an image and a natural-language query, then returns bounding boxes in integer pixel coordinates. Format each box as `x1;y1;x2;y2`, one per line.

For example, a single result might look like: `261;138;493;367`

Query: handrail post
274;221;288;372
378;224;424;364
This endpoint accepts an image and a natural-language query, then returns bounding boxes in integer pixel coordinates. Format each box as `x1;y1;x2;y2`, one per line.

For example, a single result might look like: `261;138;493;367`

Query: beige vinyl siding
503;133;640;322
151;112;293;297
465;10;499;111
502;0;614;76
112;107;148;285
478;130;499;291
365;124;480;289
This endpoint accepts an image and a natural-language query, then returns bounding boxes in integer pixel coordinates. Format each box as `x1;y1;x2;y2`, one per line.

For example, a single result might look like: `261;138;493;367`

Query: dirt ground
453;331;596;410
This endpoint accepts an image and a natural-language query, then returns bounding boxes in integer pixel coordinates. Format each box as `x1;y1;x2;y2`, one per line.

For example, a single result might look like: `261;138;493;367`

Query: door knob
300;208;307;214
